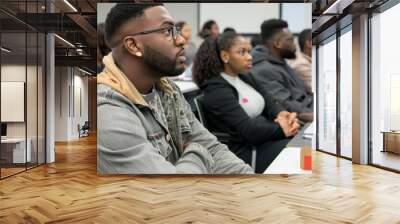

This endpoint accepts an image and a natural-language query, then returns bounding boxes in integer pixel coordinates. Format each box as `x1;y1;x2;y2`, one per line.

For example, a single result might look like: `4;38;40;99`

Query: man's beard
142;45;185;77
282;48;296;59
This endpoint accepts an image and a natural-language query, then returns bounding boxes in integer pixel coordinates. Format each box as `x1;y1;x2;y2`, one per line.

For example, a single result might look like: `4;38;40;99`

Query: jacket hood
97;53;174;106
251;45;285;66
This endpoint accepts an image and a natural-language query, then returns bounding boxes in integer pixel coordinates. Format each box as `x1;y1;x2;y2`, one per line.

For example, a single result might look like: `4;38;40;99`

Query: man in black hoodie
250;19;313;121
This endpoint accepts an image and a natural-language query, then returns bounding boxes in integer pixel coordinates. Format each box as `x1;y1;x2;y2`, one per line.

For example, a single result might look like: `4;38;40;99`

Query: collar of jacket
97;53;175;107
252;45;286;66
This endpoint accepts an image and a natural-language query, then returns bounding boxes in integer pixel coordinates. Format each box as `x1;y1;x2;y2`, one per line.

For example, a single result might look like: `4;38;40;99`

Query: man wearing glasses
97;3;253;174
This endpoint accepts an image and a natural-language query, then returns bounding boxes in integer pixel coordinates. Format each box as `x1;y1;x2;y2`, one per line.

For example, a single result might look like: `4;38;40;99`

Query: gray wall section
164;3;201;47
54;67;89;141
96;3;197;27
97;3;201;46
96;3;310;48
97;3;115;25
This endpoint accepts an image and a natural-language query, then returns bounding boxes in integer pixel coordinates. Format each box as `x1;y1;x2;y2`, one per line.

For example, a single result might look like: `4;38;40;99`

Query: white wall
55;66;68;141
199;3;280;34
72;73;89;138
97;3;115;25
1;63;46;164
97;3;311;48
281;3;312;33
1;65;32;137
164;3;201;46
1;82;24;122
1;64;26;81
97;3;202;46
54;67;89;141
1;65;26;140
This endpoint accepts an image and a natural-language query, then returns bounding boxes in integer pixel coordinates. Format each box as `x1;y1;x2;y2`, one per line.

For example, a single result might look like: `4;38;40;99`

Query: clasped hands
274;111;300;137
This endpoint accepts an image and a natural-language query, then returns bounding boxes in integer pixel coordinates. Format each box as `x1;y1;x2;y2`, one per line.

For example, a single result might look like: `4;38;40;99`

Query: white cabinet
1;138;32;163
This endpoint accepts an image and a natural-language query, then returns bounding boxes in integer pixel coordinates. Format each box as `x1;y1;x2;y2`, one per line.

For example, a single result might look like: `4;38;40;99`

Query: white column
46;32;55;163
45;1;55;163
352;14;369;164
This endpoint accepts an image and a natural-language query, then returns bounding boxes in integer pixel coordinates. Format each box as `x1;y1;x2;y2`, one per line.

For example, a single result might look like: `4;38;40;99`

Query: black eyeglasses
130;25;182;41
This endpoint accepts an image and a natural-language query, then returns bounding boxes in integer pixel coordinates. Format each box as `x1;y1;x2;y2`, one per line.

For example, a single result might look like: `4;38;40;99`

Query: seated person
250;35;262;48
97;4;253;174
176;21;197;67
192;31;300;173
250;19;314;122
287;29;312;94
97;23;111;73
199;20;220;39
175;21;196;80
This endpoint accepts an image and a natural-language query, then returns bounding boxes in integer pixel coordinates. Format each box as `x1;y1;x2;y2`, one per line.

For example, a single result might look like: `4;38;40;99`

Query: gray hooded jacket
97;54;253;174
250;45;313;113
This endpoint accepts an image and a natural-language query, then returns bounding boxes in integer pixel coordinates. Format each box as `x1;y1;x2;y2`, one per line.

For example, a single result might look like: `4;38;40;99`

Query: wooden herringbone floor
0;135;400;223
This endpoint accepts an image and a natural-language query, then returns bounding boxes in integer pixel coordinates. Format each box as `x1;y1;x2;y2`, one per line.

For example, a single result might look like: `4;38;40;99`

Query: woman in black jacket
192;31;300;173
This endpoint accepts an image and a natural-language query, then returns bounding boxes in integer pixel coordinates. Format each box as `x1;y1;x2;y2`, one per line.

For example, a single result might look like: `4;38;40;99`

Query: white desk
1;138;31;163
264;124;313;174
264;147;312;174
174;81;199;94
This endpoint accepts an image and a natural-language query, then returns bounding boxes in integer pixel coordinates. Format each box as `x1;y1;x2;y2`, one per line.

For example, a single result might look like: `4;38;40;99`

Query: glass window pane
340;28;352;158
318;36;337;154
1;31;27;177
27;31;38;169
38;32;45;165
371;4;400;171
1;0;46;179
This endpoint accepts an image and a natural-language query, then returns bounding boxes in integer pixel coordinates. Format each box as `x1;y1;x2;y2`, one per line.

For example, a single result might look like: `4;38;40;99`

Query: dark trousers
230;138;291;174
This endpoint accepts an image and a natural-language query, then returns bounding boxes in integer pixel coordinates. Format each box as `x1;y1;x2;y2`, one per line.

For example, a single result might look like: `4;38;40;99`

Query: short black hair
260;19;288;45
97;23;111;57
223;27;236;33
298;29;311;52
250;35;262;48
193;31;240;88
199;20;217;39
104;3;162;43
